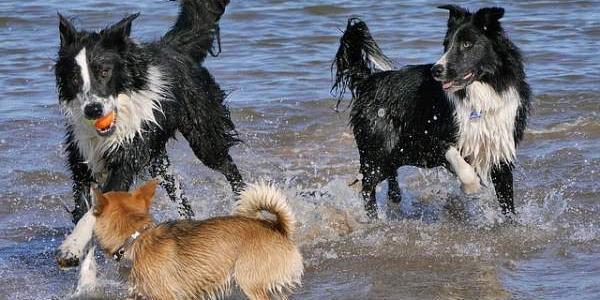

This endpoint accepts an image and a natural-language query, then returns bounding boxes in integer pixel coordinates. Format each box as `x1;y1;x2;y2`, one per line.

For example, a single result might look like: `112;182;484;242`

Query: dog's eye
463;41;472;49
100;69;109;78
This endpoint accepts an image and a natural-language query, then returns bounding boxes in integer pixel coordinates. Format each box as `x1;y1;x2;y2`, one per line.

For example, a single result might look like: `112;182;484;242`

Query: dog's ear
58;13;77;47
438;4;470;28
473;7;504;33
133;180;158;211
91;186;108;216
101;13;139;49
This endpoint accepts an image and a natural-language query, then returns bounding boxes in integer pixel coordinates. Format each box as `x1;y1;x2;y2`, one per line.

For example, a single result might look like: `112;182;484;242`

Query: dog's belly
450;82;521;179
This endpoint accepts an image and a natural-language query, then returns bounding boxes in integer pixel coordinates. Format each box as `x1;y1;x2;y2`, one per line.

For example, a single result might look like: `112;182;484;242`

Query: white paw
56;210;96;268
56;241;83;268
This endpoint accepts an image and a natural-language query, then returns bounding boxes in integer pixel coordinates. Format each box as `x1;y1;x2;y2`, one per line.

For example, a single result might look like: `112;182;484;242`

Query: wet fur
55;0;243;223
331;7;530;218
93;181;303;300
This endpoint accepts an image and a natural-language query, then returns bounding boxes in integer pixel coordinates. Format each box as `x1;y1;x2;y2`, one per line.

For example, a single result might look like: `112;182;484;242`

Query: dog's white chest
449;82;520;179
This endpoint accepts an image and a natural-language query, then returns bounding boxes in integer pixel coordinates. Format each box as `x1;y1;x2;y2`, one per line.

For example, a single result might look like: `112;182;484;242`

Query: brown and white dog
92;181;303;300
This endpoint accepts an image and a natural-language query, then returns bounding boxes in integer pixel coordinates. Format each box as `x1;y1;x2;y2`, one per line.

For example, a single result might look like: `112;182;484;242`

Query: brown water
0;1;599;299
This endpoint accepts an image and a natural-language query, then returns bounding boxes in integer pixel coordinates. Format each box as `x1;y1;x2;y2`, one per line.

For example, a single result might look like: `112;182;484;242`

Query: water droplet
377;108;385;117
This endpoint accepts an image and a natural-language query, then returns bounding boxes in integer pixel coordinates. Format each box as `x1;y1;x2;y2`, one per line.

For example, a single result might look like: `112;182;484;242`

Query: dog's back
129;183;303;300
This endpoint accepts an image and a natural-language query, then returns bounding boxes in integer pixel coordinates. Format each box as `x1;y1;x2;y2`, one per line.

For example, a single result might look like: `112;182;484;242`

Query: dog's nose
84;102;104;119
431;64;444;79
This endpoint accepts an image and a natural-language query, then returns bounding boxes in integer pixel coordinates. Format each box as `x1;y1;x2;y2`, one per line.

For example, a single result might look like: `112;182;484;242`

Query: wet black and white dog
56;0;244;266
332;5;530;219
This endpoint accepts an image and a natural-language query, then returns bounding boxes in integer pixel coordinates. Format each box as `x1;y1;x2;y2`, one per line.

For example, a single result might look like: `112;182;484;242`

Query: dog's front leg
445;147;481;194
65;137;95;223
56;209;96;268
102;166;135;192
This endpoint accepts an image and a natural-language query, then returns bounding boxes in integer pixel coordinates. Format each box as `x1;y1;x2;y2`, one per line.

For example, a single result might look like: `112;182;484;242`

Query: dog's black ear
58;13;77;47
101;13;139;47
473;7;504;32
438;4;470;28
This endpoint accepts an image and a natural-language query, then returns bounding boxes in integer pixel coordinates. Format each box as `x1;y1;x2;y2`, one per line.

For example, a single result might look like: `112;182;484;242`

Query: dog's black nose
431;64;444;78
84;102;104;119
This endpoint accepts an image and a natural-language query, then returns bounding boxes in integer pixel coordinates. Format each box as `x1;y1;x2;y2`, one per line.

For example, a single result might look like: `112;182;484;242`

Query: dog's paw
56;245;82;268
461;178;481;194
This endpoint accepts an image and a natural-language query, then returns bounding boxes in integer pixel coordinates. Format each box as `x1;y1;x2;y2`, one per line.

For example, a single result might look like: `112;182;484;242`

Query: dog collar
112;224;153;262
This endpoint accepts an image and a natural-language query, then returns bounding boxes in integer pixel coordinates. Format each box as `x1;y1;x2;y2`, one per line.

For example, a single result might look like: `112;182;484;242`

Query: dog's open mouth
94;111;117;136
441;72;475;91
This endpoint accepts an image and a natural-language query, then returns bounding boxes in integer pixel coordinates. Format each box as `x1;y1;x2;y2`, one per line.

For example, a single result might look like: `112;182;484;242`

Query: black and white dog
56;0;244;266
332;5;530;219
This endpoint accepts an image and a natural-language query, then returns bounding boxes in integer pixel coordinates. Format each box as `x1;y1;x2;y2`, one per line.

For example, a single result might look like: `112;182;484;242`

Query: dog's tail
234;182;296;237
163;0;230;63
331;18;393;110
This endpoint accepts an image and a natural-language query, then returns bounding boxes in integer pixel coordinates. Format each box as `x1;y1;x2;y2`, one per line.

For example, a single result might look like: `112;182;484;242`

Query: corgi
92;181;303;300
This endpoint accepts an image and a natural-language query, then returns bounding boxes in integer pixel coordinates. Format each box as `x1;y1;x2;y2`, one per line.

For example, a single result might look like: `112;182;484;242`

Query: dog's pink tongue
442;81;454;90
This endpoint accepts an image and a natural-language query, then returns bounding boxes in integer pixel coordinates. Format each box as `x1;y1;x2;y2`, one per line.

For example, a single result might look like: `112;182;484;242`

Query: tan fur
93;181;303;300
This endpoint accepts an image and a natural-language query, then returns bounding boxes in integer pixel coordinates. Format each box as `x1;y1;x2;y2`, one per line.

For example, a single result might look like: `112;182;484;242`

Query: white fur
435;51;448;67
58;210;96;265
75;246;98;294
445;146;481;193
62;65;168;177
368;52;393;71
447;82;521;181
75;48;91;93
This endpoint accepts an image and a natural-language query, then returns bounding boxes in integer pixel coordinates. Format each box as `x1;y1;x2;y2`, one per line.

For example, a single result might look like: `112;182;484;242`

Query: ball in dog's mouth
94;111;117;136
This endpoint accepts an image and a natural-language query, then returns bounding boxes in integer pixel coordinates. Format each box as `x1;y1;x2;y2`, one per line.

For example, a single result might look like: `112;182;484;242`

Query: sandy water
0;0;599;299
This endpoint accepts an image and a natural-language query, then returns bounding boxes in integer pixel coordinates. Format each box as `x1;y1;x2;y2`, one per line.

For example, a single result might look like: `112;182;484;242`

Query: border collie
56;0;244;267
332;5;530;219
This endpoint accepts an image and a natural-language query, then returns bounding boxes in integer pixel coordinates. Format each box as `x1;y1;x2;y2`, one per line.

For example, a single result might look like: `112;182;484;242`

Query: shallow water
0;0;599;299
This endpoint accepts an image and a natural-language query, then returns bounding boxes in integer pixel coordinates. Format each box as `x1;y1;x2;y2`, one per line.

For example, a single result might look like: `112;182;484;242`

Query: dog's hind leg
181;129;245;196
150;151;194;218
360;157;385;219
204;153;245;197
491;162;515;215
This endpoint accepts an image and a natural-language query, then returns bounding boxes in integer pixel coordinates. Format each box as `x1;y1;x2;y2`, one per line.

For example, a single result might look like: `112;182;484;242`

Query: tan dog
93;181;303;300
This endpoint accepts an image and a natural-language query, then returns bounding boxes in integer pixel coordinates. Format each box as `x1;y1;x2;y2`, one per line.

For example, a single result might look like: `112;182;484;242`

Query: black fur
332;6;530;219
55;0;244;222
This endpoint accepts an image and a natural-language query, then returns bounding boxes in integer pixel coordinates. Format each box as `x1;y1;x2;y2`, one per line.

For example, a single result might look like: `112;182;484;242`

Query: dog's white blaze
58;210;96;263
447;82;521;181
65;66;167;177
435;51;448;67
75;48;91;93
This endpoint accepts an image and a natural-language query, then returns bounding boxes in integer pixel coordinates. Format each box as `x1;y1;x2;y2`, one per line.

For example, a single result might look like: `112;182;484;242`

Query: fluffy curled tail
164;0;230;63
234;182;295;237
331;18;393;110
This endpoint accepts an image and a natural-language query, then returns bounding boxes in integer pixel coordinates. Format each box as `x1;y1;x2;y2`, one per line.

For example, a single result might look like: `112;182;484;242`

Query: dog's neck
96;214;154;257
112;222;155;261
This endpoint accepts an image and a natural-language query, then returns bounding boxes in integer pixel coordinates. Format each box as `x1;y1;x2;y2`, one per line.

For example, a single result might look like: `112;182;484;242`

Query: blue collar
469;111;483;120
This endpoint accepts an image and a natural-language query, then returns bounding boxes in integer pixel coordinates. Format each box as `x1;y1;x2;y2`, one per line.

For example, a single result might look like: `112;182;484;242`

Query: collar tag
469;111;483;120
